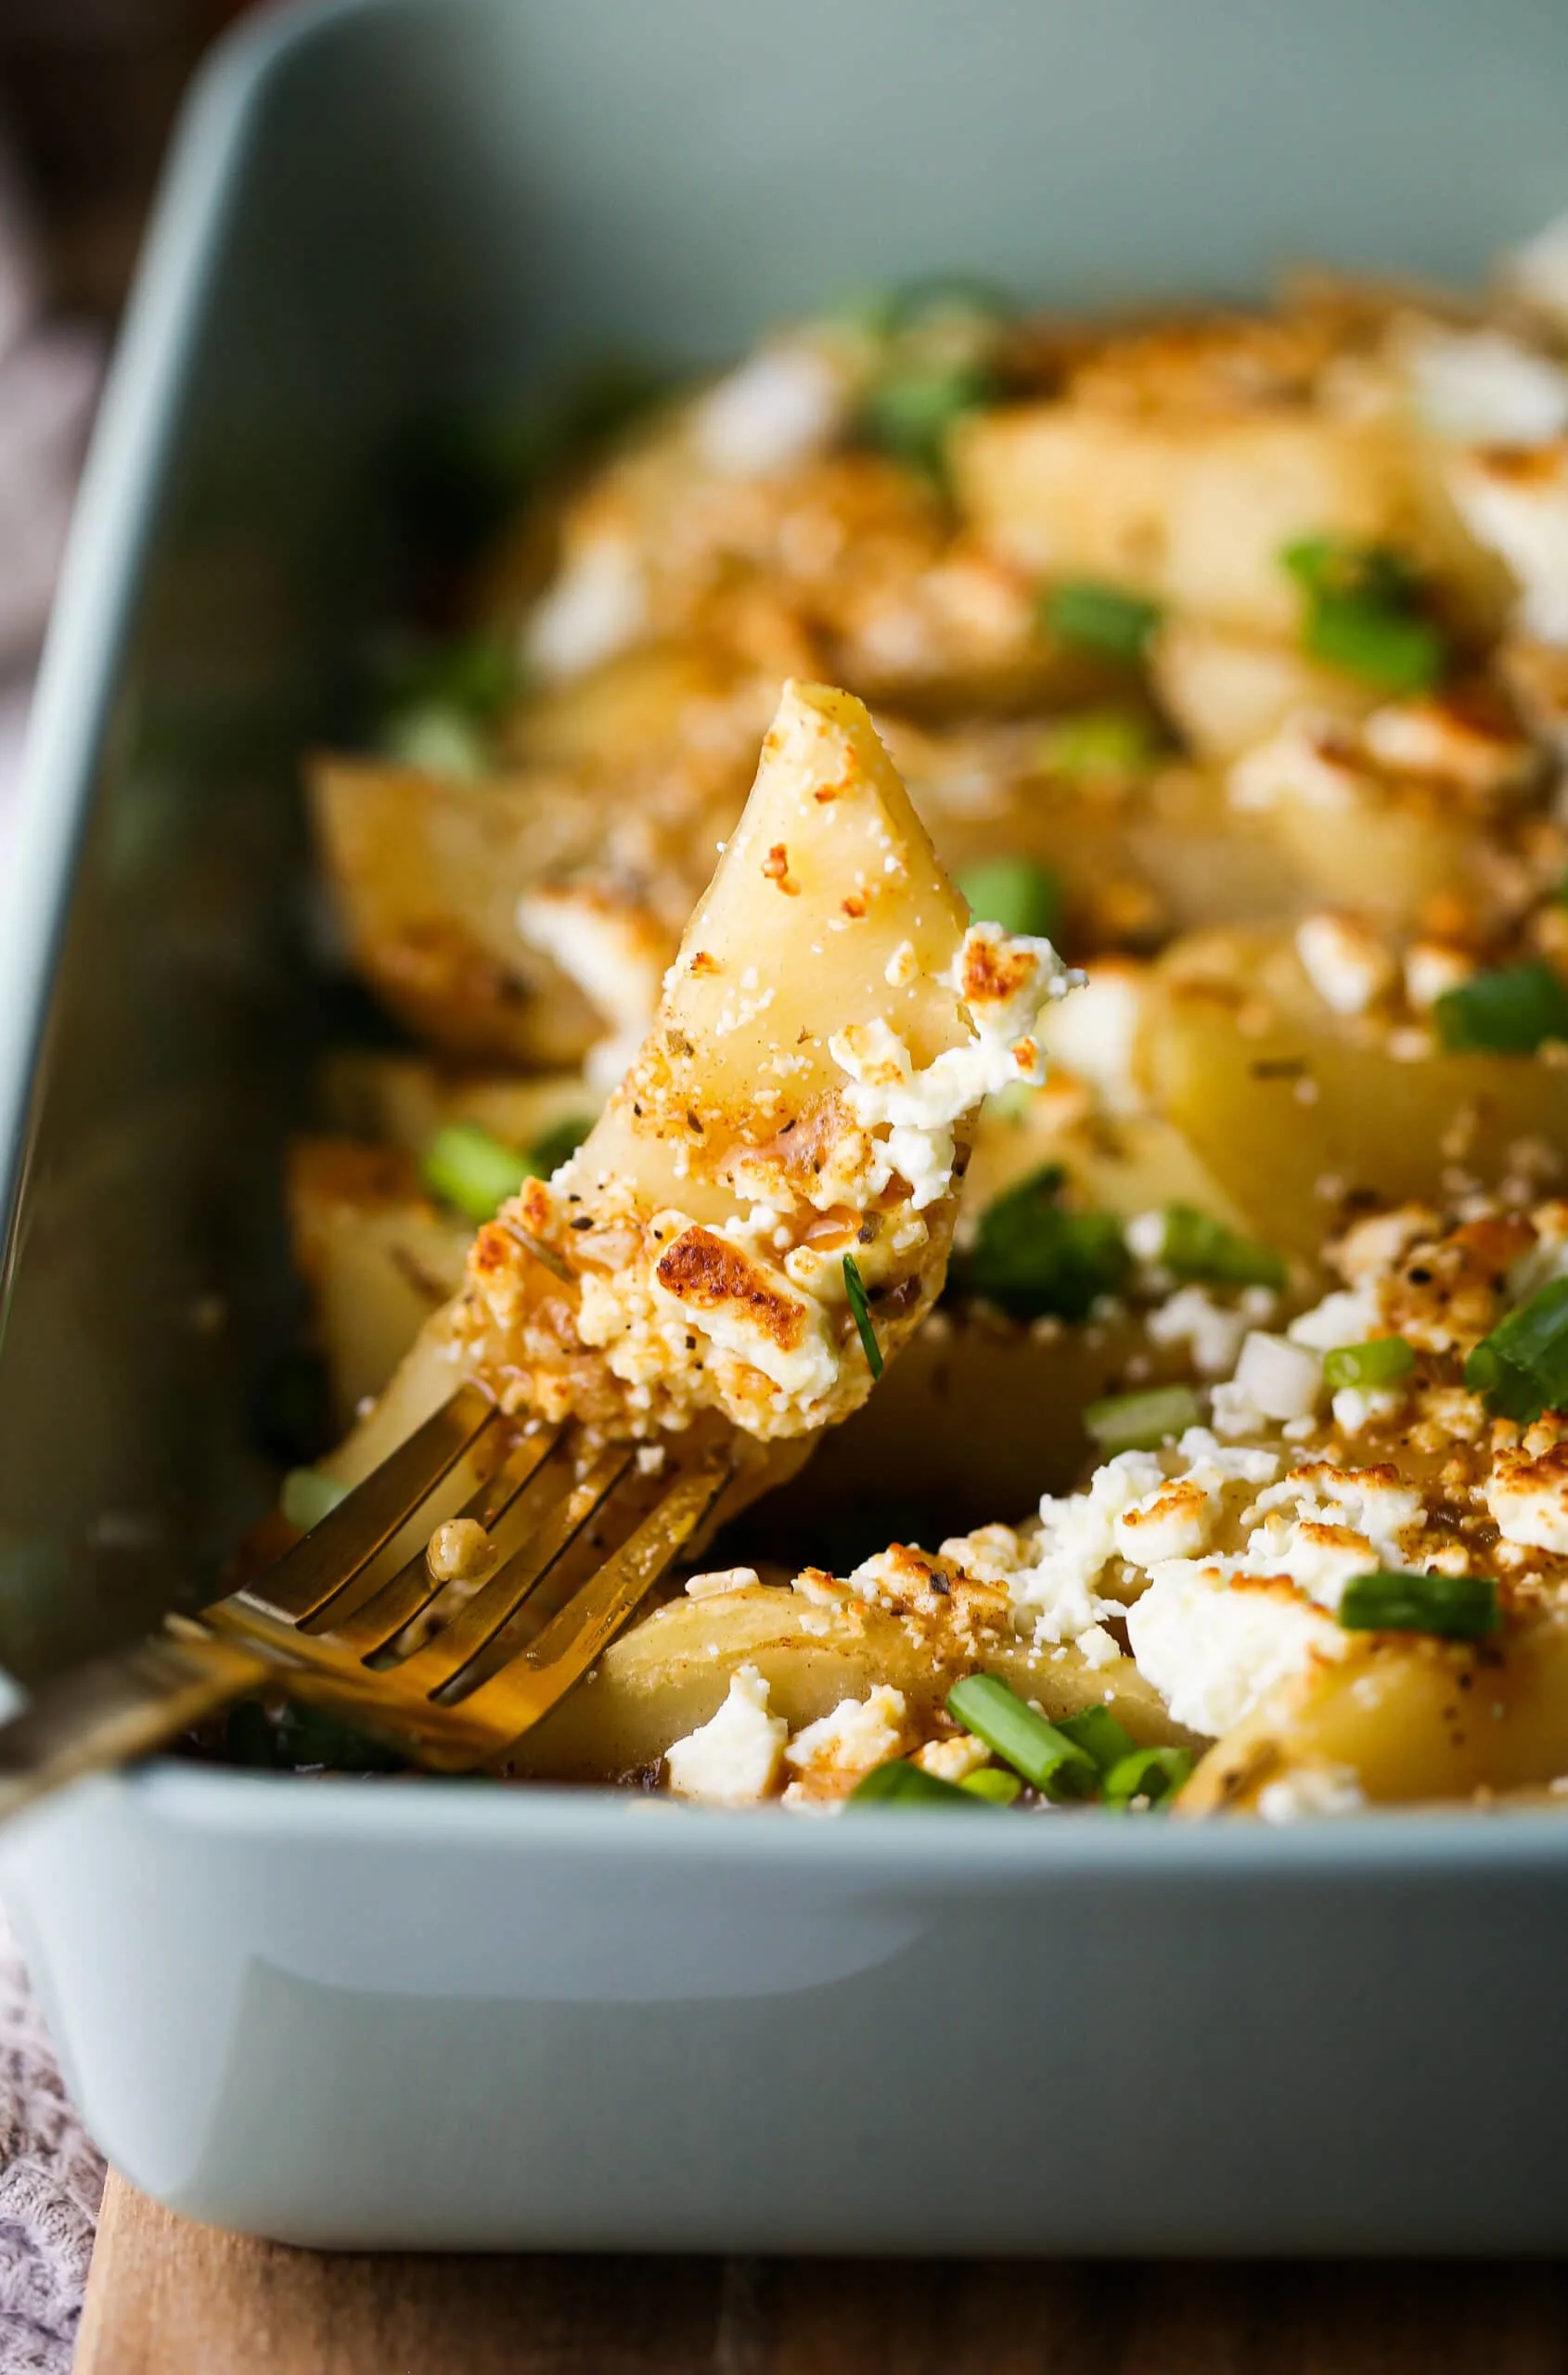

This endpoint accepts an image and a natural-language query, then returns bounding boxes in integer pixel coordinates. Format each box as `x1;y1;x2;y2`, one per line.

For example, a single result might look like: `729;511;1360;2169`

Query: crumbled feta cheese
1448;443;1568;645
1230;1331;1324;1422
1403;939;1477;1012
784;1687;908;1784
1287;1286;1382;1354
693;340;848;476
684;1566;763;1599
1401;322;1568;445
1076;1624;1122;1669
1257;1764;1367;1821
1294;912;1397;1017
915;1733;993;1782
830;926;1069;1209
1035;962;1145;1113
1487;1421;1568;1553
649;1218;839;1401
1126;1561;1343;1736
524;533;647;680
1330;1383;1403;1434
884;938;919;988
664;1665;787;1804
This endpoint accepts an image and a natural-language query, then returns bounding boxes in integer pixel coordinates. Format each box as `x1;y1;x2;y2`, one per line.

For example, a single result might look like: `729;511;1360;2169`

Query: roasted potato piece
287;1142;469;1426
953;406;1420;635
1180;1614;1568;1813
1150;619;1378;760
311;758;609;1064
517;1579;1189;1779
1139;932;1568;1255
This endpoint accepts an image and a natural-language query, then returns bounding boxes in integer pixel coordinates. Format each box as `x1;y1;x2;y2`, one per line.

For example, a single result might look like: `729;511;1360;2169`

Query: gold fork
0;1384;740;1822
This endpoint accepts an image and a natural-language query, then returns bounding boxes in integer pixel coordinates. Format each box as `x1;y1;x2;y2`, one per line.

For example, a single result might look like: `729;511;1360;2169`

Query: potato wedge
311;758;608;1064
516;1579;1189;1779
953;405;1419;635
1139;933;1568;1255
287;1142;469;1426
1180;1615;1568;1813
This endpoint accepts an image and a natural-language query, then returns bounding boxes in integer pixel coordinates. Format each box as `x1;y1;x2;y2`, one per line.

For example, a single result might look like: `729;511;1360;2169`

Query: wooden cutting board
75;2171;1568;2373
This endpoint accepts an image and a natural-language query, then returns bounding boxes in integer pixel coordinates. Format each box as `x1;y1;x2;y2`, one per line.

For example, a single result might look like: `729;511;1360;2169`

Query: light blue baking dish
3;0;1568;2251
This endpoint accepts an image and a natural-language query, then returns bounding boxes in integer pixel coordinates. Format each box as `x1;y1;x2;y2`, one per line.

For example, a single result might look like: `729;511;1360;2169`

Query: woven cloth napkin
0;1906;103;2374
0;133;109;2374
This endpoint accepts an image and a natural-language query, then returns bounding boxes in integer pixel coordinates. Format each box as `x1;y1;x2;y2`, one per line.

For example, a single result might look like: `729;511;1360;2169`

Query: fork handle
0;1632;270;1829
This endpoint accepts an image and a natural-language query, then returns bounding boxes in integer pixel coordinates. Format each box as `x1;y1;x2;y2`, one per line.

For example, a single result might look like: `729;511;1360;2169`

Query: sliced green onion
849;1759;993;1807
280;1468;349;1534
1305;596;1444;693
1037;710;1158;781
1103;1745;1193;1807
528;1113;593;1175
1435;962;1568;1055
842;1252;884;1381
377;626;520;773
1083;1383;1202;1456
382;704;491;778
1055;1705;1136;1773
858;361;995;477
1043;581;1163;661
1337;1570;1500;1640
1279;538;1444;694
1464;1277;1568;1424
420;1122;534;1222
1280;538;1418;608
957;856;1062;941
945;1673;1098;1799
958;1765;1023;1804
1322;1335;1415;1393
952;1165;1130;1324
1156;1203;1287;1291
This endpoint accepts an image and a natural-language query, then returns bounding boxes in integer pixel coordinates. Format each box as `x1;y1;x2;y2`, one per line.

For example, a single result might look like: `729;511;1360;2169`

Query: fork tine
387;1443;635;1693
314;1424;565;1653
245;1383;498;1624
443;1448;738;1750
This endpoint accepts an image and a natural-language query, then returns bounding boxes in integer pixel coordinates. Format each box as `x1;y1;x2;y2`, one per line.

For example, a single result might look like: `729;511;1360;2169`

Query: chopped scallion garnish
842;1252;884;1381
945;1673;1098;1799
1055;1705;1136;1773
1102;1745;1193;1807
951;1165;1129;1323
1434;962;1568;1055
1037;710;1157;781
1083;1383;1202;1456
850;1759;993;1807
1155;1203;1287;1291
1043;581;1163;662
858;362;995;477
1464;1277;1568;1424
1321;1335;1415;1393
280;1467;349;1534
377;626;520;774
957;856;1062;942
382;705;491;779
958;1765;1023;1804
420;1122;534;1222
1337;1570;1500;1640
1279;537;1444;694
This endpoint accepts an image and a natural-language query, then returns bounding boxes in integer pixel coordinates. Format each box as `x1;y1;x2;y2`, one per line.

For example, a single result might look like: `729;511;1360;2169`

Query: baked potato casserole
260;219;1568;1817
